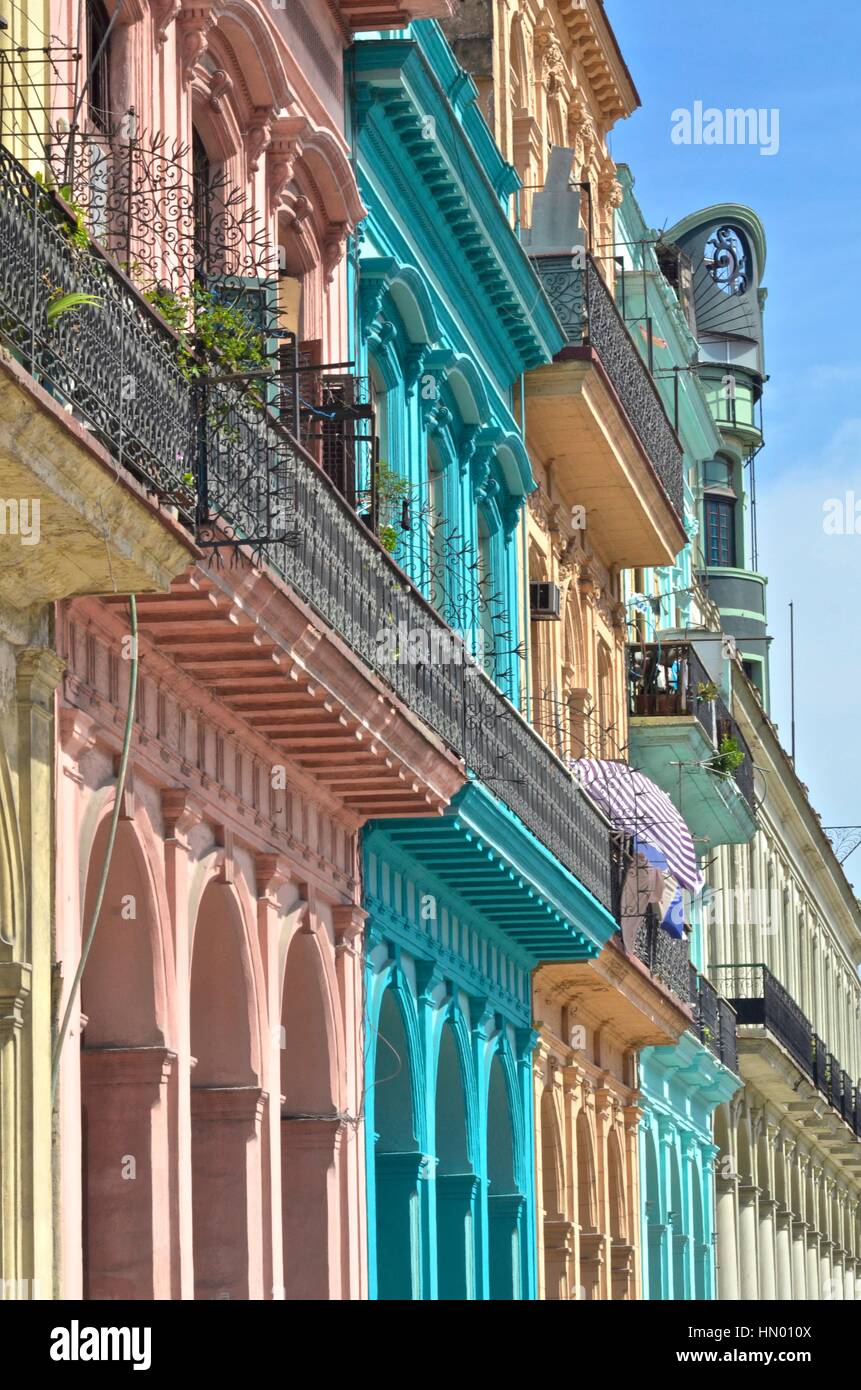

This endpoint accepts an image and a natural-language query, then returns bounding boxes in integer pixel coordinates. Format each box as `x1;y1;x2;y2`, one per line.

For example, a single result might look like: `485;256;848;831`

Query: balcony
627;640;757;851
523;252;686;568
0;143;616;906
690;968;738;1073
633;911;691;1005
0;146;194;603
712;964;861;1142
626;912;737;1069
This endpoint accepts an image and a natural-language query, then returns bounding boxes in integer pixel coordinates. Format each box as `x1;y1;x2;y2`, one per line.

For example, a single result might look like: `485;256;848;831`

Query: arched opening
372;989;423;1300
608;1131;632;1300
691;1164;708;1299
433;1024;476;1300
576;1108;600;1299
540;1088;568;1300
189;880;262;1300
486;1053;523;1300
280;929;340;1300
670;1149;687;1298
79;819;173;1299
644;1132;664;1299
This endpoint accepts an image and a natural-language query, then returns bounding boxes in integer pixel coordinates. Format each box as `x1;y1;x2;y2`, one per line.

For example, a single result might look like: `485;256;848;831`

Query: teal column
374;1151;430;1300
436;1173;479;1299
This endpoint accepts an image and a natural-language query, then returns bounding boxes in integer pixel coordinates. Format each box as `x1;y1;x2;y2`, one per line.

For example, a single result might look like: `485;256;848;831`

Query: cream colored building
703;670;861;1300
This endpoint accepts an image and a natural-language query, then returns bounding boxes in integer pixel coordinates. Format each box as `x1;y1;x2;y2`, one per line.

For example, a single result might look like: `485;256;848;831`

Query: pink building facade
51;0;460;1300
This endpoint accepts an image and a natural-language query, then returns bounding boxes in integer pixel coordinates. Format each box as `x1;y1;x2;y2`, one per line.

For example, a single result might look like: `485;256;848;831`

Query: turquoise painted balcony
627;641;757;852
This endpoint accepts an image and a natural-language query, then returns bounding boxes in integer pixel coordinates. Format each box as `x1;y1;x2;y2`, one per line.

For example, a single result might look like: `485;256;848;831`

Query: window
192;129;212;279
705;496;736;567
86;0;112;132
477;513;496;675
428;443;446;615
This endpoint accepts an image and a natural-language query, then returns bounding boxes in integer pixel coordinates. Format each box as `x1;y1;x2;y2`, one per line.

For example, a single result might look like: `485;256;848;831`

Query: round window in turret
704;226;749;295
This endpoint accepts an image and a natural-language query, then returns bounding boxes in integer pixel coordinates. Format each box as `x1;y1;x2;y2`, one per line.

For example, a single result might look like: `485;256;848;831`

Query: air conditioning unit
530;581;561;620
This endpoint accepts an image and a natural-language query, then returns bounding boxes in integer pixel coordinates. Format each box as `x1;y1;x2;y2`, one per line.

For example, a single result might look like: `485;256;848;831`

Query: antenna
789;601;796;766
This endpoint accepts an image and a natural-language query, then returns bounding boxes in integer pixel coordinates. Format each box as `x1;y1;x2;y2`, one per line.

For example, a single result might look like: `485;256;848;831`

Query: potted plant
709;734;745;778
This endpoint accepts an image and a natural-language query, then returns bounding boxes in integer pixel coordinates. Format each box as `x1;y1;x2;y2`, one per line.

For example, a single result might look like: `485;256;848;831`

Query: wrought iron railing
713;964;861;1137
0;142;616;914
688;967;739;1071
627;641;756;813
634;911;691;1003
529;252;684;519
0;144;195;522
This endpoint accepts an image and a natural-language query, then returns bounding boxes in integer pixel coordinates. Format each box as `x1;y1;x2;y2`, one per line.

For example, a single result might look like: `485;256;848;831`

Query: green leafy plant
46;290;102;325
709;734;745;778
696;680;718;702
373;460;412;553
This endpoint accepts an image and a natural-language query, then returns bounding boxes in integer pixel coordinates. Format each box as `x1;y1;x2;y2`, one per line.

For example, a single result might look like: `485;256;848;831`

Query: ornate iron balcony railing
529;252;684;520
633;911;691;1003
0;142;616;914
0;144;195;522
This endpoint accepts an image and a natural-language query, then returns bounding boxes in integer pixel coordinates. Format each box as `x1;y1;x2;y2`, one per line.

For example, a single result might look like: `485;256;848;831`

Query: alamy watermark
671;102;780;157
0;497;40;545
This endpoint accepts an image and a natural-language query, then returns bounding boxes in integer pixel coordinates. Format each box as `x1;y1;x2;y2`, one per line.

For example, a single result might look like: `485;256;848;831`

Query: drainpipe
519;372;530;722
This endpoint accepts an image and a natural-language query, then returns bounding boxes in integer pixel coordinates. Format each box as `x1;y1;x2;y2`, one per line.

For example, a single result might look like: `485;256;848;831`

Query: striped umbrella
574;758;704;895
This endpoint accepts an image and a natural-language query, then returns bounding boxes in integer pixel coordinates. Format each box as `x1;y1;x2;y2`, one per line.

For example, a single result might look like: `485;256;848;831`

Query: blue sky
605;0;861;884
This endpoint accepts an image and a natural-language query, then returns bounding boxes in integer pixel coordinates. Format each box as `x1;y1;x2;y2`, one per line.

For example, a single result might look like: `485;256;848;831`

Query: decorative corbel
322;222;349;284
209;68;232;114
151;0;180;44
246;108;274;175
178;3;215;85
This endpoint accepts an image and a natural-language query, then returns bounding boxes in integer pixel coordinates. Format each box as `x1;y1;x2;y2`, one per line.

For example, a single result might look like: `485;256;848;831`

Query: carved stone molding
178;3;215;84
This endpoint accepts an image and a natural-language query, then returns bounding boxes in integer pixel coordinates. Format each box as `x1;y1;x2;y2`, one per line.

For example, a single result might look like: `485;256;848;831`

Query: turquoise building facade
615;170;745;1300
348;22;621;1300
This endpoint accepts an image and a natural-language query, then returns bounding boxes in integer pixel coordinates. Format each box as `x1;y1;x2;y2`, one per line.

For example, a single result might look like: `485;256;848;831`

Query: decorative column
791;1218;808;1300
255;855;287;1301
190;1084;267;1300
775;1209;794;1300
0;963;29;1292
17;648;65;1296
806;1231;821;1301
161;789;200;1299
622;1104;643;1301
80;1046;176;1299
738;1184;760;1300
712;1173;739;1301
332;902;368;1301
757;1196;779;1300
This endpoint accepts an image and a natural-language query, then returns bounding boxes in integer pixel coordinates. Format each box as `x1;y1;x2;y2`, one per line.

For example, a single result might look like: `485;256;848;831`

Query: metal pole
789;600;796;766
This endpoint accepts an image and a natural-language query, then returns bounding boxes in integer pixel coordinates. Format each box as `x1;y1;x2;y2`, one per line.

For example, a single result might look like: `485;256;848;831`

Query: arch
79;818;173;1299
486;1049;523;1300
371;984;424;1300
210;0;293;112
643;1127;663;1299
669;1145;686;1298
576;1107;597;1232
607;1129;626;1242
387;265;440;346
189;878;264;1300
433;1020;477;1299
445;354;491;428
691;1163;707;1299
541;1086;568;1300
280;925;342;1300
